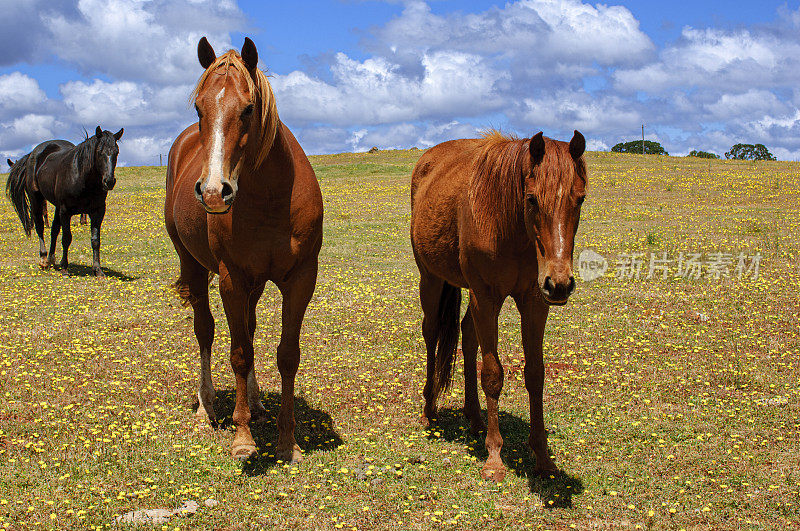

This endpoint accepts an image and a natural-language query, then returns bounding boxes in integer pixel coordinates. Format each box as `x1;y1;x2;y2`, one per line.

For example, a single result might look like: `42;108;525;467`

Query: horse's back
27;139;74;195
411;139;482;287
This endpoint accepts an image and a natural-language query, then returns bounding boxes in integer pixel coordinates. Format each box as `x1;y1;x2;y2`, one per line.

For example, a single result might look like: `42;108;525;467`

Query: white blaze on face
206;87;226;191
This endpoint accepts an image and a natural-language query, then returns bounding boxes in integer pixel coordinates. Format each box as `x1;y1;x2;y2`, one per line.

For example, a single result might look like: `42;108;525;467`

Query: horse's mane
469;130;587;239
74;134;98;176
190;50;279;167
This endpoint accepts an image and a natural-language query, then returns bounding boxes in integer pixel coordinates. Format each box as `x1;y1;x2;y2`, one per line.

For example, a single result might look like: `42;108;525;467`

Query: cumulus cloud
0;73;48;117
273;51;507;127
43;0;242;85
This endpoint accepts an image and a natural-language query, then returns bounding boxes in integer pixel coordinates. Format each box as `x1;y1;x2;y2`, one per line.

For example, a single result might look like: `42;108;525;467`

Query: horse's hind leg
29;193;48;268
43;202;49;228
274;261;318;464
461;306;485;434
246;283;268;423
46;208;61;269
418;269;445;426
176;250;216;426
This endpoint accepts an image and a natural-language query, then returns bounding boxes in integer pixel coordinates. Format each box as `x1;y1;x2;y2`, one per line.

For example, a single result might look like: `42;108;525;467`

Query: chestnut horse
165;37;323;461
410;130;586;481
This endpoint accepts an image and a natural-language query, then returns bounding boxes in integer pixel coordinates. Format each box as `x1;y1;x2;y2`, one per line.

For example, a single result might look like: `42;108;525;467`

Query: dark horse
166;38;323;461
410;130;586;481
5;127;123;276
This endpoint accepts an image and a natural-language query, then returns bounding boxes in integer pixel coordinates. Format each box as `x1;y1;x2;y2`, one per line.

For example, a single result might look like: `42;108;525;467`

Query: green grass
0;150;798;529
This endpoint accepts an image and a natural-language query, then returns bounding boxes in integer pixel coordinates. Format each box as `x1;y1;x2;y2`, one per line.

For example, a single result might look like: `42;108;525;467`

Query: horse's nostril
194;181;203;197
567;276;576;295
543;276;555;294
221;182;234;202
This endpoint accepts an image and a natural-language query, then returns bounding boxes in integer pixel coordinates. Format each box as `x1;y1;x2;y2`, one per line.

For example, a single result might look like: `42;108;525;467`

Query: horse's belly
411;202;467;288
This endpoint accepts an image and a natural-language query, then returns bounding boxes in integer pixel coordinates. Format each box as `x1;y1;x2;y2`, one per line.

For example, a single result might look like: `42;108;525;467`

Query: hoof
480;463;507;483
194;402;217;428
277;443;302;465
533;461;558;475
60;268;70;277
94;269;106;278
232;443;257;461
39;259;50;270
419;415;431;428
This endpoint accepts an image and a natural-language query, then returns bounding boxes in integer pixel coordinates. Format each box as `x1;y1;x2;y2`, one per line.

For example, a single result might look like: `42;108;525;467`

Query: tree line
611;140;776;160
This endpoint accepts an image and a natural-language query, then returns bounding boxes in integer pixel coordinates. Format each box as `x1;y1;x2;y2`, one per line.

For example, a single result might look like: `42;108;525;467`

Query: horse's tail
5;157;33;236
432;282;462;403
171;271;215;307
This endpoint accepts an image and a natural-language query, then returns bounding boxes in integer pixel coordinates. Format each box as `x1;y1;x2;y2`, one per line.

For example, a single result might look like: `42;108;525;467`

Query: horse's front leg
46;209;61;269
467;287;505;482
58;209;73;275
247;283;268;423
219;265;257;460
274;260;317;464
514;291;557;473
89;207;106;277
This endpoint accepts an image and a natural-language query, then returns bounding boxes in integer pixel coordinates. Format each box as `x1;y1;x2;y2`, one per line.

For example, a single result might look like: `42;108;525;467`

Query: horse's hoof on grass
232;444;257;462
480;464;507;483
277;443;303;465
39;260;50;270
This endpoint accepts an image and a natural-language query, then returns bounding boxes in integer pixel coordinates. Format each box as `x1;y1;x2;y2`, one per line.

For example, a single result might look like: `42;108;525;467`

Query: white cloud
60;79;192;128
273;51;507;127
44;0;242;85
0;73;47;116
0;114;62;151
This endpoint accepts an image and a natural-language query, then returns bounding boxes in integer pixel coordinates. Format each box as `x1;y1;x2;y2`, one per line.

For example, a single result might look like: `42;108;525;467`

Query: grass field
0;149;798;530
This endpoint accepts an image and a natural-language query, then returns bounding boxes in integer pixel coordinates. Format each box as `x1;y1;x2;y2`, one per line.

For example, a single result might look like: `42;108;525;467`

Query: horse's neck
239;123;294;203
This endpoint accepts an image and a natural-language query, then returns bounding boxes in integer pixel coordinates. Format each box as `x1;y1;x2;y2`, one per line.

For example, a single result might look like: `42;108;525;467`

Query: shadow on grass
59;263;138;281
203;390;343;476
429;407;584;508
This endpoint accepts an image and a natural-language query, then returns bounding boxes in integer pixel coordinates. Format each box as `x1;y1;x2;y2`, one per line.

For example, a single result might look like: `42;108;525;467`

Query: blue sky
2;0;800;167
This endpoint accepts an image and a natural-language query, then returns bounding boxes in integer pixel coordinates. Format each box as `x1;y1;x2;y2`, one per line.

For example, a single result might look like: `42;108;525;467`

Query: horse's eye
241;104;254;119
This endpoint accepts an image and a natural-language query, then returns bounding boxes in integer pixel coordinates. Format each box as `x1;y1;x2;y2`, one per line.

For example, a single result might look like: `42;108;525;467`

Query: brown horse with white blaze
165;37;323;461
410;130;586;481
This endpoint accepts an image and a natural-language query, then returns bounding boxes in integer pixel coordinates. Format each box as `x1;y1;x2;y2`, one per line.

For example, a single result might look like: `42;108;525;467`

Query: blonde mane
469;130;586;240
190;50;279;167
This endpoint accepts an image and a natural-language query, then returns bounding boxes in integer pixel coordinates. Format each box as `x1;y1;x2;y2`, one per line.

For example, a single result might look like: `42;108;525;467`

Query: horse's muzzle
540;275;575;305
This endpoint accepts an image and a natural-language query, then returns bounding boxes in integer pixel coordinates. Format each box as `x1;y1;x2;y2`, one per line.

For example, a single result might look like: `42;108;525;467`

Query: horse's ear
96;126;103;137
114;128;124;141
529;132;545;165
241;37;258;71
7;159;13;167
569;130;585;159
198;37;216;69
